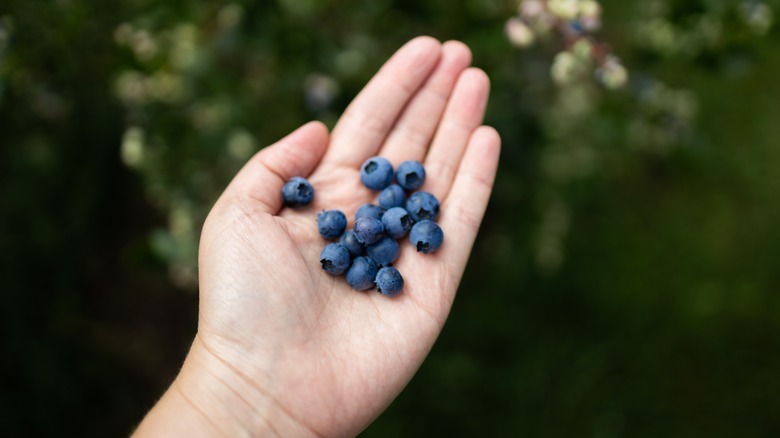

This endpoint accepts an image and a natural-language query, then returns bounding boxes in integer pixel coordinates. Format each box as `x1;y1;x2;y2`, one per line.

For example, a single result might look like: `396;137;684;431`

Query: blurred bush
2;0;780;436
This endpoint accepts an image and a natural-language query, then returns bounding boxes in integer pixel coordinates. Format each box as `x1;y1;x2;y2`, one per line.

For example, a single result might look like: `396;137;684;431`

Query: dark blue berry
395;160;426;191
339;229;365;257
320;243;351;275
355;203;385;221
346;256;378;290
353;216;385;245
409;220;443;254
375;267;404;296
281;177;314;207
568;20;585;34
360;156;394;190
367;236;400;266
317;210;347;240
405;191;440;222
378;184;406;209
381;207;414;239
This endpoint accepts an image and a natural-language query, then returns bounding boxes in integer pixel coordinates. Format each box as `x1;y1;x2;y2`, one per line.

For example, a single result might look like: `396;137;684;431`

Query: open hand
135;36;500;437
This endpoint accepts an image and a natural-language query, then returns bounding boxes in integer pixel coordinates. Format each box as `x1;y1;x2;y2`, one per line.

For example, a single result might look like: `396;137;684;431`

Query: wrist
134;335;317;437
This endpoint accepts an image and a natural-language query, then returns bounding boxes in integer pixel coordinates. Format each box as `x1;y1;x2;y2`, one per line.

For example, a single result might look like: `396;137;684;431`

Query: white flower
596;56;628;89
579;0;602;31
740;1;773;35
551;51;579;84
520;0;545;19
548;0;580;20
505;17;536;48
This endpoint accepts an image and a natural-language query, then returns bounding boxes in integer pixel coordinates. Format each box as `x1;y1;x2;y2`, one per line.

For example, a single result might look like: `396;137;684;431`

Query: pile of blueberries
281;157;444;296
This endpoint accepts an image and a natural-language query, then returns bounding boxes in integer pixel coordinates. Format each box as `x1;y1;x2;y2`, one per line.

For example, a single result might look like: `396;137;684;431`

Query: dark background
2;0;780;436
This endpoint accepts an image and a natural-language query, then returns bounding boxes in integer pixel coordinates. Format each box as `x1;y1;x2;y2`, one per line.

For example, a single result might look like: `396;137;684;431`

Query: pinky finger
438;126;501;273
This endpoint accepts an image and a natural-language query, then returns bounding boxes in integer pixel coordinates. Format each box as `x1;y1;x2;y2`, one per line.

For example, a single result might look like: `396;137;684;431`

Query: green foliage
2;0;780;436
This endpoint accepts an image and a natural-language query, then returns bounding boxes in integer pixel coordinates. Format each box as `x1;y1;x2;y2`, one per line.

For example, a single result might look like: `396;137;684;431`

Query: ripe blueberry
409;220;444;254
317;209;347;240
355;203;385;221
378;184;406;209
353;216;385;245
360;156;394;190
395;160;426;191
320;243;351;275
281;176;314;207
381;207;414;239
374;267;404;296
367;236;400;266
339;229;365;257
346;256;378;290
405;191;440;222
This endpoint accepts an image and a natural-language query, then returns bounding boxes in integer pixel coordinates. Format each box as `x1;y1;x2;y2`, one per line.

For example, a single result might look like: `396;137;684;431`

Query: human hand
135;36;500;437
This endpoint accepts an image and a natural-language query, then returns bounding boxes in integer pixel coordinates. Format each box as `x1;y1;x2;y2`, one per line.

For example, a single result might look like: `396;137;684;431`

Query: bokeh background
2;0;780;436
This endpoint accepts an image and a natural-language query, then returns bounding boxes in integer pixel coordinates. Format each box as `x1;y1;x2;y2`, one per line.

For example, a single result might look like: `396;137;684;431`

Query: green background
2;0;780;436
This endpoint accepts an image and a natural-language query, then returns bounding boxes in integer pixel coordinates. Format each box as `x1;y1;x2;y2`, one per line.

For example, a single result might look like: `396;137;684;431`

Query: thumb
223;121;330;214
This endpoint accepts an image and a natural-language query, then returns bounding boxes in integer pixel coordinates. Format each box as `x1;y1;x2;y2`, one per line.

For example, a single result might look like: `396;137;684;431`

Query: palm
196;37;500;437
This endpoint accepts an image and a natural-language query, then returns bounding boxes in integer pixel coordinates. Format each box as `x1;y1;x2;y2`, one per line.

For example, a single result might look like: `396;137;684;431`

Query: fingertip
402;36;442;70
473;125;502;156
442;40;472;67
460;67;491;92
445;68;490;122
272;121;330;179
408;35;442;50
303;119;329;133
395;36;442;61
465;126;501;181
289;120;330;150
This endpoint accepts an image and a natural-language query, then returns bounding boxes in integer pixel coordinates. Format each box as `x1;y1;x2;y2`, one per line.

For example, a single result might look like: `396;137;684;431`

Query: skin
134;36;501;437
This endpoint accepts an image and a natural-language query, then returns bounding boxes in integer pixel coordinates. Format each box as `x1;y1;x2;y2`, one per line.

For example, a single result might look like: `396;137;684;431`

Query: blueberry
320;243;351;275
405;191;440;222
346;256;378;290
367;236;400;266
395;160;426;191
378;184;406;209
374;267;404;296
355;203;385;221
353;216;385;245
317;209;347;240
409;220;443;254
381;207;414;239
281;177;314;207
360;156;394;190
339;229;365;257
